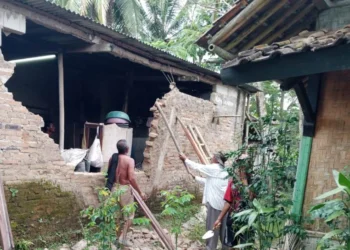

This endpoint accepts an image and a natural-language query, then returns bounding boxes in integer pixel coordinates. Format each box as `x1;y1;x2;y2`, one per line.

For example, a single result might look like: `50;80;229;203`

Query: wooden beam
263;4;316;45
209;0;274;45
122;70;133;113
293;82;315;123
221;44;350;86
110;45;219;85
242;0;308;50
0;176;14;250
58;53;65;152
224;0;289;51
66;43;113;53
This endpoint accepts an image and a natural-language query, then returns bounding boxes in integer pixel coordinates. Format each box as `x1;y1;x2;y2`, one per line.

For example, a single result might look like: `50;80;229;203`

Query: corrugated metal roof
7;0;260;93
11;0;219;78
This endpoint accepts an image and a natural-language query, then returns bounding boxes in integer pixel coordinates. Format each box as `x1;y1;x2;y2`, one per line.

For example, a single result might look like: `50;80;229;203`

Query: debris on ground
58;207;207;250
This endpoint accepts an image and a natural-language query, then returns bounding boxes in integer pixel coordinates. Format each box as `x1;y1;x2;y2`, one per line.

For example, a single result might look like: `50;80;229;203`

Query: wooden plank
177;117;208;165
224;0;289;51
291;136;313;221
242;0;308;50
131;187;174;250
155;103;193;175
293;82;315;123
58;53;65;152
0;176;14;250
193;126;212;158
152;108;176;193
221;44;350;86
188;126;209;164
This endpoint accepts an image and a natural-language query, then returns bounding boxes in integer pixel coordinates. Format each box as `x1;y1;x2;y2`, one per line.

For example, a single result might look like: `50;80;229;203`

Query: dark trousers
206;203;229;250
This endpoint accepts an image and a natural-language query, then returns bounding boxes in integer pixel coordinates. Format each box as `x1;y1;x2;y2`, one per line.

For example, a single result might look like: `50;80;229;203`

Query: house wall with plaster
304;70;350;231
143;86;246;197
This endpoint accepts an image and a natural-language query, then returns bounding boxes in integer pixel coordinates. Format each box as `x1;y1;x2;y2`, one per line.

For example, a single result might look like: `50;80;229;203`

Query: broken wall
0;50;107;208
143;86;246;196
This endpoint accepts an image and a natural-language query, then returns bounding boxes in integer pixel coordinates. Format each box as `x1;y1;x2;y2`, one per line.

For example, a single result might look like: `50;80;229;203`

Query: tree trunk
255;82;267;120
298;101;304;137
212;0;220;23
280;91;285;121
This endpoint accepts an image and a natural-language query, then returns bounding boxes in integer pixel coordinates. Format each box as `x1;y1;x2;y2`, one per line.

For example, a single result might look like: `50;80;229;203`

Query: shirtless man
112;140;146;246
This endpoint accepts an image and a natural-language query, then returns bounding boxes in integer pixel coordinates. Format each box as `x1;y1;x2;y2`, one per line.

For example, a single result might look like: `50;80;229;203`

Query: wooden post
0;176;14;250
58;53;65;152
155;102;192;176
152;108;176;194
291;136;313;220
122;71;134;113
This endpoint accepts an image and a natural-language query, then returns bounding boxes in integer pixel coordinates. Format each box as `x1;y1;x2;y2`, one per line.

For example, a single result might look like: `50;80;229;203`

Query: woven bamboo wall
304;70;350;230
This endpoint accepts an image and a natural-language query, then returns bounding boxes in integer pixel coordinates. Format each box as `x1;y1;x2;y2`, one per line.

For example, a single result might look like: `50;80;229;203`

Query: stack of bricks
0;50;105;207
304;70;350;231
143;86;245;196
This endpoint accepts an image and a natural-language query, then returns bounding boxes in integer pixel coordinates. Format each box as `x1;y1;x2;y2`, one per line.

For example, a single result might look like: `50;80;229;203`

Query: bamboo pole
224;0;289;51
58;53;65;152
154;103;192;175
208;0;273;45
0;176;14;250
131;187;174;250
208;44;235;60
242;0;308;50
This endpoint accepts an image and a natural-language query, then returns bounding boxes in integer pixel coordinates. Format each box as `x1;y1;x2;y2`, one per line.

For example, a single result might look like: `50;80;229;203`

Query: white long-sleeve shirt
185;159;228;210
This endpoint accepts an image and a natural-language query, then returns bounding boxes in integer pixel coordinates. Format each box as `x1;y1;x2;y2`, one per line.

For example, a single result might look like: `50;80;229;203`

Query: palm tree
143;0;194;41
52;0;145;38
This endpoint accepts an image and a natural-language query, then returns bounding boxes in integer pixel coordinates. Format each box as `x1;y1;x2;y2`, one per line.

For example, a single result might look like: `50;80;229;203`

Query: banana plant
308;170;350;250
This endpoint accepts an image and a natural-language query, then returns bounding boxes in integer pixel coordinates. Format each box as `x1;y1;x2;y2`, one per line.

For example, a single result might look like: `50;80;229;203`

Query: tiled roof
223;25;350;69
197;0;320;56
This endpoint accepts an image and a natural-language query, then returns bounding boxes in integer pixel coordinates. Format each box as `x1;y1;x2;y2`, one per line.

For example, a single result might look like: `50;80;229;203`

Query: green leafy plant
15;239;33;250
224;86;305;249
81;187;150;249
308;169;350;250
9;188;18;198
160;186;195;249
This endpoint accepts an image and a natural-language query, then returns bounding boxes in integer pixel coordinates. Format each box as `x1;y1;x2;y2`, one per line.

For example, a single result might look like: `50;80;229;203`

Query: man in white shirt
180;152;229;250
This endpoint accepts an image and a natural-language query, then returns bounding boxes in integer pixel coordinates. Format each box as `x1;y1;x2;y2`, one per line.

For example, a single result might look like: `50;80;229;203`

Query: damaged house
0;0;257;244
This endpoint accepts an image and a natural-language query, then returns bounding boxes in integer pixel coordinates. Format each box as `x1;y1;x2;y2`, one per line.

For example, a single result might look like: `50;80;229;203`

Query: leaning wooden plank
0;176;14;250
131;187;174;250
194;126;212;158
155;102;192;175
188;126;209;163
177;117;209;165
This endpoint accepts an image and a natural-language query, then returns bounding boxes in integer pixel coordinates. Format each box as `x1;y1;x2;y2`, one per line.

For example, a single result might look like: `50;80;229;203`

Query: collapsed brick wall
0;50;106;207
143;86;246;196
304;70;350;231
